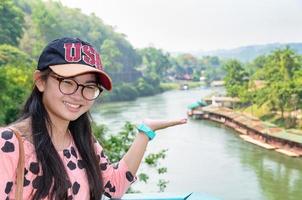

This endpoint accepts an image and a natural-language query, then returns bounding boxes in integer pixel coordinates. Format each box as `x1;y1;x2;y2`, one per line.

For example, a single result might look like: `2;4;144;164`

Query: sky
59;0;302;52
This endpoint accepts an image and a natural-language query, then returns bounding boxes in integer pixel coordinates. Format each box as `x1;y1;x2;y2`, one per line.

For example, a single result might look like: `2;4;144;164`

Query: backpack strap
8;127;25;200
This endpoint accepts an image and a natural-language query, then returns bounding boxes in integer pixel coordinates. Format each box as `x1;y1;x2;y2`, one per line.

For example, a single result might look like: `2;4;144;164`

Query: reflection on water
92;88;302;200
238;142;302;200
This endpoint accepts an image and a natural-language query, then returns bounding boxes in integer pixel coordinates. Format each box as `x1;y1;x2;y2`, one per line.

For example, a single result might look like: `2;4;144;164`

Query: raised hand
142;118;187;131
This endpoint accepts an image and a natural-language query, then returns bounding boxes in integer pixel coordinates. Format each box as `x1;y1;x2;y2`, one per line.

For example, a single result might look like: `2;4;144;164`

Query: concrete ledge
121;192;220;200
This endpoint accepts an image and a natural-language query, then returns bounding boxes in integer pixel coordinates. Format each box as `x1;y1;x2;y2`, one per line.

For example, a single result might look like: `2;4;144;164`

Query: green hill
191;43;302;62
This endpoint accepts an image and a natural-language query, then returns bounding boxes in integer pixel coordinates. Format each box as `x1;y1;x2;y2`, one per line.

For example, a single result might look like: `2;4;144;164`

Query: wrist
136;124;156;141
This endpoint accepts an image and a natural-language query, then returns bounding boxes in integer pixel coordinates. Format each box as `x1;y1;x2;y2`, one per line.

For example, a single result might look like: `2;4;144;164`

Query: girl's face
36;70;98;123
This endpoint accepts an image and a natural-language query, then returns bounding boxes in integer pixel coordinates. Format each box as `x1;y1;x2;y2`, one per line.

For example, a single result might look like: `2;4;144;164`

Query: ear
34;70;46;92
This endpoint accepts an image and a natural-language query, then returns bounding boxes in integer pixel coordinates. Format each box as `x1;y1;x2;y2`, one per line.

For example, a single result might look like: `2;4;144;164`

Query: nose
70;85;84;100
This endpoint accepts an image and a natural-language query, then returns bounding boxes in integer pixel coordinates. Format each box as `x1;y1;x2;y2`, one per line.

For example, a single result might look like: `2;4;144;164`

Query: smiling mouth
63;101;81;109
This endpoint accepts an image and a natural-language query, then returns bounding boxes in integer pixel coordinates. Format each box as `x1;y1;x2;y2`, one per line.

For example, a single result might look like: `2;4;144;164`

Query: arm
95;118;187;198
94;142;136;198
123;118;187;176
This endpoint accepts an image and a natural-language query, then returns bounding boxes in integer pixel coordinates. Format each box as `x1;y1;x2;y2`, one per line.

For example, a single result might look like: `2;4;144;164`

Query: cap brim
49;64;112;91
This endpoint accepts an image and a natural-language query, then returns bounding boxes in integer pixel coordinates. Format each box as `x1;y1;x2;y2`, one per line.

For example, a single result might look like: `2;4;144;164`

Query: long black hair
20;69;103;199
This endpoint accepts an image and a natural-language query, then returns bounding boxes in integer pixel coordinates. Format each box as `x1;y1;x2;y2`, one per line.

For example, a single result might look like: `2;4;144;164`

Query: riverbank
188;105;302;157
239;104;302;130
160;81;203;91
99;81;203;103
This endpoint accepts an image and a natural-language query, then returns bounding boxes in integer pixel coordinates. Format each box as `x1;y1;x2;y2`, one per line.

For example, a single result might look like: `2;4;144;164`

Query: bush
98;76;165;103
0;44;34;67
135;78;162;96
0;65;33;125
100;83;138;102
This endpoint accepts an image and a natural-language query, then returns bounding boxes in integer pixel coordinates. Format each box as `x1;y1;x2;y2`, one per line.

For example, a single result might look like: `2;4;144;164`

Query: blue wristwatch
136;124;156;141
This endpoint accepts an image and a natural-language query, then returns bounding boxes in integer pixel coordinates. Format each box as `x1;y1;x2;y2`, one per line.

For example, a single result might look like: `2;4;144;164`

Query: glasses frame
49;74;103;101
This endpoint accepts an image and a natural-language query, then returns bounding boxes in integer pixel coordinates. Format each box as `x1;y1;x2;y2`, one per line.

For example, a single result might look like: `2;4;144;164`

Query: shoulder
0;118;33;155
9;118;33;143
0;127;20;153
0;128;20;184
93;137;104;152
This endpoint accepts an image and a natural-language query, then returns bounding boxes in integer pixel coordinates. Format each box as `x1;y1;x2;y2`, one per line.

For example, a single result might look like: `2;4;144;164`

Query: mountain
189;43;302;62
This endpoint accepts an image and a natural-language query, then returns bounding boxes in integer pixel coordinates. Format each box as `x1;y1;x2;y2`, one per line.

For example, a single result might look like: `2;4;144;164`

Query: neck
48;115;71;151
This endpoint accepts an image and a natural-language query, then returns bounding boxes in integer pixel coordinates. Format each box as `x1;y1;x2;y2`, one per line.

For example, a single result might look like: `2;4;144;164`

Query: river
92;88;302;200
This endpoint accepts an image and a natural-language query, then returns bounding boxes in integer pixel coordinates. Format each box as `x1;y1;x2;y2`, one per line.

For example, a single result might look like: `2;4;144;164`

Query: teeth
64;101;80;108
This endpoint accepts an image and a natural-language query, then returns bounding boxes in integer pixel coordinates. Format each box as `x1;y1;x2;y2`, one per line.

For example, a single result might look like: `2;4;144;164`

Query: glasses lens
59;79;77;94
82;85;101;100
56;76;102;100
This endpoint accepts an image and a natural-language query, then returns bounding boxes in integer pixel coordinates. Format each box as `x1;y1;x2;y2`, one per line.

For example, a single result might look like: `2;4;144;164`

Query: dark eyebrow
85;80;98;84
51;73;97;84
65;76;97;84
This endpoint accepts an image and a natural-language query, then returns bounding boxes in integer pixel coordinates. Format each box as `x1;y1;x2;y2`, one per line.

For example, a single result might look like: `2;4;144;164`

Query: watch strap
136;124;156;140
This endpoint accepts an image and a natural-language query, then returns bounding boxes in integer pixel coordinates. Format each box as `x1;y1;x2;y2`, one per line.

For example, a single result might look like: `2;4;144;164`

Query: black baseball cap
37;37;112;90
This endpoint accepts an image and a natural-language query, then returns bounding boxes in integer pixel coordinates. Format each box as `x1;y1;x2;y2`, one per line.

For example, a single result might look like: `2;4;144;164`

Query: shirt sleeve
94;141;136;199
0;128;19;200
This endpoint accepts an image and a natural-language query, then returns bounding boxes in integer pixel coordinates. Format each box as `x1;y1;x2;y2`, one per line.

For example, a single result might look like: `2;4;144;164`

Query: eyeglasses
49;74;103;100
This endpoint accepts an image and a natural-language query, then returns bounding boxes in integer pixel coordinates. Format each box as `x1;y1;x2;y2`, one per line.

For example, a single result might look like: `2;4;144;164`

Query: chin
64;106;89;120
67;114;84;122
61;111;84;122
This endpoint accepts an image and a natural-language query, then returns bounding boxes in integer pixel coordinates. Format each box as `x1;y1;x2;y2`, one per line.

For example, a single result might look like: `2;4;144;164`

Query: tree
0;44;34;125
246;55;267;77
174;54;200;79
201;56;220;68
0;44;33;67
0;65;33;124
200;56;224;85
0;0;25;45
100;39;122;72
176;54;198;70
253;48;302;121
293;69;302;110
223;59;248;97
23;0;142;79
138;47;171;78
263;47;300;82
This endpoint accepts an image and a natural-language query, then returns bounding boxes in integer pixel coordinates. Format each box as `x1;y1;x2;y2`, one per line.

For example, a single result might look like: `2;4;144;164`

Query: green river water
92;88;302;200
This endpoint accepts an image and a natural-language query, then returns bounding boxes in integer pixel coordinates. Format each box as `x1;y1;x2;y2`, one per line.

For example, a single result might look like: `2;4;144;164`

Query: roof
187;100;207;109
268;130;302;144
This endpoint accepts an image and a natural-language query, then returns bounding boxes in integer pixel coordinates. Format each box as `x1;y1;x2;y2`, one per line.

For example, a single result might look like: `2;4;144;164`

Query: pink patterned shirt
0;128;136;199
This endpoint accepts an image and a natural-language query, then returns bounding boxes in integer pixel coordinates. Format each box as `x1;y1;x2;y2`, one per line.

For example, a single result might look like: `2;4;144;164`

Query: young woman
0;37;187;200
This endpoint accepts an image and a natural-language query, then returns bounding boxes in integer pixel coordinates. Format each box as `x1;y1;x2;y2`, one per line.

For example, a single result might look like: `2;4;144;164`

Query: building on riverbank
203;96;241;108
187;100;208;119
188;105;302;157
